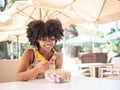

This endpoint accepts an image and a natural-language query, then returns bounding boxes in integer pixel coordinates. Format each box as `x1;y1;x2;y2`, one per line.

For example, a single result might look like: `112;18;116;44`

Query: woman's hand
35;60;50;73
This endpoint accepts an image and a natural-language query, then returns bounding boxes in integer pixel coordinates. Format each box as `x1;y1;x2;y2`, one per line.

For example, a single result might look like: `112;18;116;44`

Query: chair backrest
0;59;20;83
81;53;108;63
81;53;96;63
111;57;120;75
95;53;108;63
111;57;120;67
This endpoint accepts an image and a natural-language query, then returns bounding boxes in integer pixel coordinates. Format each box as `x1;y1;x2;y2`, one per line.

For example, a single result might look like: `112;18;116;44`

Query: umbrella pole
93;21;99;52
16;35;19;59
11;41;14;59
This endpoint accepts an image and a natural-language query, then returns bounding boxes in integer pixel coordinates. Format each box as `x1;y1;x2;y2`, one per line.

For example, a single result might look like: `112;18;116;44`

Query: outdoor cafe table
77;63;113;78
0;76;120;90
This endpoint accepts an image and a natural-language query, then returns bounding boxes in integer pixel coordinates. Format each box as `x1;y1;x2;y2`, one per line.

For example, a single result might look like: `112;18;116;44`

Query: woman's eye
40;38;45;41
40;37;55;41
50;38;55;40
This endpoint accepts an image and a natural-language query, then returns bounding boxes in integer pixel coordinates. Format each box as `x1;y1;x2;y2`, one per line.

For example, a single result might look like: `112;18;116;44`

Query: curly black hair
26;19;64;48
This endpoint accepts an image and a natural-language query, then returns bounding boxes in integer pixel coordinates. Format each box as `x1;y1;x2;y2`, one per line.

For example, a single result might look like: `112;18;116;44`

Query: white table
0;76;120;90
77;63;113;78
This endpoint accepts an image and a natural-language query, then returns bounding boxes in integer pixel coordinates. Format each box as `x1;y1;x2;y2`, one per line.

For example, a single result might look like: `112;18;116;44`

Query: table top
0;76;120;90
77;63;113;67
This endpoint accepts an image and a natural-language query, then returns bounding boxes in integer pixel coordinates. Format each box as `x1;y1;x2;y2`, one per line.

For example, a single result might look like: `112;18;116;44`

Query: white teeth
46;45;50;47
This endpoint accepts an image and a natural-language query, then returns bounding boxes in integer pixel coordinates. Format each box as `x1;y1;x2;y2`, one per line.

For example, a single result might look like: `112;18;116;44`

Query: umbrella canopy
0;0;88;42
0;12;11;26
33;0;120;24
1;0;120;30
0;29;28;43
63;35;92;46
0;0;88;31
0;0;120;42
63;35;107;46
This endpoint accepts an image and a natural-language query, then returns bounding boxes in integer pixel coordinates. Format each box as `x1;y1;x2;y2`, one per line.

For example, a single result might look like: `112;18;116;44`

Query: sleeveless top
28;48;56;79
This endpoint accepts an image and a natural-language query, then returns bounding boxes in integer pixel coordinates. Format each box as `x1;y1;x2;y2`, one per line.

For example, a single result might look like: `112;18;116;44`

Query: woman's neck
39;49;54;60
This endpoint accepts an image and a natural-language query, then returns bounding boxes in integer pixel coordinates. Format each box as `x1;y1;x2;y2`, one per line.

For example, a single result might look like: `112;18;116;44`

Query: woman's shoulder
22;48;35;63
23;48;35;57
24;48;34;53
55;52;62;58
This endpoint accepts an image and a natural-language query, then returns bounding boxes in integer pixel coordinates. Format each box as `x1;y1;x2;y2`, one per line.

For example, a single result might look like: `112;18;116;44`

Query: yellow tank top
34;48;56;63
29;48;56;79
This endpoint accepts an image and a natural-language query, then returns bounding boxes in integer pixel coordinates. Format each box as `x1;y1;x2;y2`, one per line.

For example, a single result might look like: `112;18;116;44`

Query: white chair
99;64;113;78
99;57;120;79
78;66;92;77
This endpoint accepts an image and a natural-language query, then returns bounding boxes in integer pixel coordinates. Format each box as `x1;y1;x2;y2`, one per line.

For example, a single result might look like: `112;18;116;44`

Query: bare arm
16;49;49;81
56;53;63;69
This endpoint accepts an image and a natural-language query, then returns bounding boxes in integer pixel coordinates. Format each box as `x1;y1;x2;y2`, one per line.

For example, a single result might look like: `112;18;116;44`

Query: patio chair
99;57;120;79
80;53;108;77
79;54;96;77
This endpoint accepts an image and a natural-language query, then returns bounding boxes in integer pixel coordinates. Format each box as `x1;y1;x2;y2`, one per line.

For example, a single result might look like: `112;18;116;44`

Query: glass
53;69;71;83
45;68;71;83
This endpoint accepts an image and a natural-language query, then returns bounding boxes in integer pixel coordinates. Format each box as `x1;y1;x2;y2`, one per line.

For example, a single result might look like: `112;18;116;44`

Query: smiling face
38;37;56;52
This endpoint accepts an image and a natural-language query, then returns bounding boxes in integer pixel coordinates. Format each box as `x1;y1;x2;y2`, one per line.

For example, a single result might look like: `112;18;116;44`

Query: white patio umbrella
63;35;92;46
33;0;120;46
0;0;87;31
0;29;28;43
33;0;120;24
1;0;120;30
63;35;107;46
0;0;120;42
0;12;11;26
0;0;87;42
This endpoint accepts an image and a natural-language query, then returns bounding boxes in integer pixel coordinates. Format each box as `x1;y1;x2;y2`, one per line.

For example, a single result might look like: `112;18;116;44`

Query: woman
16;19;64;81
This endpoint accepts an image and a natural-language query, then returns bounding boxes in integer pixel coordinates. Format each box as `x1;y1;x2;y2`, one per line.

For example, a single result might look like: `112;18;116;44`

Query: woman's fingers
41;60;50;70
35;60;49;73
